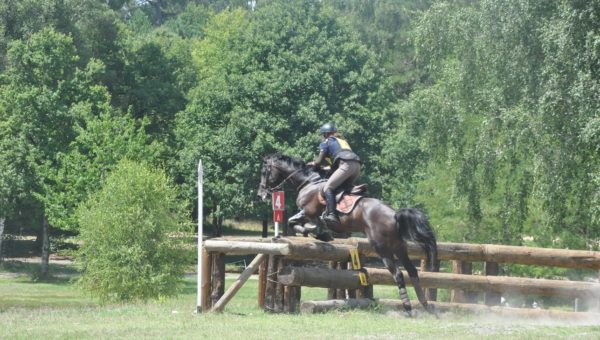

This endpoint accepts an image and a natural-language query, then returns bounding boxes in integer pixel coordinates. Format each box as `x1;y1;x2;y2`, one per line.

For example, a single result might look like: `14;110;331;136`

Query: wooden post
484;261;501;306
258;256;267;309
347;259;356;299
283;261;301;313
201;250;213;311
211;254;267;312
420;259;438;301
262;219;268;238
451;260;475;303
210;253;226;307
274;257;285;313
327;261;337;300
264;255;277;312
337;261;348;299
462;261;477;303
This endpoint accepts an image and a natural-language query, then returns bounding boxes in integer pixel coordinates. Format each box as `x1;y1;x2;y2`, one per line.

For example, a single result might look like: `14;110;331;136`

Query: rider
307;123;360;227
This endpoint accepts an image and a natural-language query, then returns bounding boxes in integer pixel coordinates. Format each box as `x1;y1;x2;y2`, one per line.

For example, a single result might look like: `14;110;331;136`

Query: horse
257;153;439;315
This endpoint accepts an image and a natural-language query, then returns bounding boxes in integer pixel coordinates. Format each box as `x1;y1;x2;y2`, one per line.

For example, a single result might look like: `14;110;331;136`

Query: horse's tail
395;208;438;272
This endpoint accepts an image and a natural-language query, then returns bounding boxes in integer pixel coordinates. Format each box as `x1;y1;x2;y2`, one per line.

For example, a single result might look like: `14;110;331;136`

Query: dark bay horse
257;153;438;315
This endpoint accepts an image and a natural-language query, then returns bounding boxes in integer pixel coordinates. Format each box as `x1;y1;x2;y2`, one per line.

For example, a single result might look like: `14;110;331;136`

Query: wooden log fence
278;266;600;299
204;237;600;269
201;236;600;315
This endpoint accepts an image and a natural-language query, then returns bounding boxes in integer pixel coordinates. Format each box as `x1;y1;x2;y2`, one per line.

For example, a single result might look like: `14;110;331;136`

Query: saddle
318;184;368;214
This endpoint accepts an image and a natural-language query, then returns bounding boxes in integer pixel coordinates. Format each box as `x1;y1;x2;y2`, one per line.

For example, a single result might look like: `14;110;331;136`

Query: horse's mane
264;153;313;176
265;153;307;168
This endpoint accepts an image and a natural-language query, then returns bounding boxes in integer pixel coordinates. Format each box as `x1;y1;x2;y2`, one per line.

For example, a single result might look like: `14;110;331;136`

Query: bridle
262;160;304;193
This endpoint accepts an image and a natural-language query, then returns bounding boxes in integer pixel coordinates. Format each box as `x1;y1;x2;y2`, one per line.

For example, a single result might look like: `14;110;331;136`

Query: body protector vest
319;137;360;167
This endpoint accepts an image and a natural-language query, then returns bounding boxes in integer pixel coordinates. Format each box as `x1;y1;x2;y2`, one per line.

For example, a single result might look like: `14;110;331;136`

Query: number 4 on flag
272;191;284;211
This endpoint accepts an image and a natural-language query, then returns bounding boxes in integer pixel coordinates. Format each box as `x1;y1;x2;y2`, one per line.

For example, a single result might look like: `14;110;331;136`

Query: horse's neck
282;165;318;191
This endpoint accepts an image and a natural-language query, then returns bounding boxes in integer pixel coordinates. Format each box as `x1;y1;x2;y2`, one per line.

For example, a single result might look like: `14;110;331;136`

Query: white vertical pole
196;160;203;313
274;222;279;238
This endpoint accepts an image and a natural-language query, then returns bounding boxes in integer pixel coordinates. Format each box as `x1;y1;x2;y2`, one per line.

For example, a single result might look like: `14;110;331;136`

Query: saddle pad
318;194;364;215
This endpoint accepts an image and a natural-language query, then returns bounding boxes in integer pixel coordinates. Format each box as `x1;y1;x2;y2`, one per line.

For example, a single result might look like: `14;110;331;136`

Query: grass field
1;261;600;339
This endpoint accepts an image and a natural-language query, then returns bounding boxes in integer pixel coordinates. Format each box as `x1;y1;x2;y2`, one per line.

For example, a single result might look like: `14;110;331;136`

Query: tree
409;0;599;248
44;103;164;233
0;28;124;274
175;0;394;231
327;0;434;96
77;159;191;302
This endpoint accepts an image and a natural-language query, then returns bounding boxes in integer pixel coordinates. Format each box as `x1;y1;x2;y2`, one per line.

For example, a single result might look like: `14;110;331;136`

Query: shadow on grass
203;223;265;237
0;260;78;285
181;279;197;295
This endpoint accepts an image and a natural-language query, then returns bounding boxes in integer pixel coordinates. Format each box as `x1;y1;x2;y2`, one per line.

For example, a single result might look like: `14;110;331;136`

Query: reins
265;160;321;193
266;166;303;193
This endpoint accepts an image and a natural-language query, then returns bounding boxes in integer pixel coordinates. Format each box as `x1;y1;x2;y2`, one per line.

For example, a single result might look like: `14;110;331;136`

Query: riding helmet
319;123;337;134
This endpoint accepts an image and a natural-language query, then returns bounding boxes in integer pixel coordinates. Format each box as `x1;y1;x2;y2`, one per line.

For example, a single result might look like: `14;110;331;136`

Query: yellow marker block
358;272;368;286
350;248;361;269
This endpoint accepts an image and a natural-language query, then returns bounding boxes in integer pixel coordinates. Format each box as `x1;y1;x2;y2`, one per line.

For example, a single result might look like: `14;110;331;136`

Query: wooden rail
205;236;600;269
279;266;600;299
201;236;600;314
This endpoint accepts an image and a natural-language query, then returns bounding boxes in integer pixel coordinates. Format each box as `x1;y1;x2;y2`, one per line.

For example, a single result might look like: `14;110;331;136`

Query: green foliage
163;3;214;39
44;108;164;232
0;28;82;224
327;0;433;95
1;0;597;261
176;0;394;220
408;0;600;248
77;160;192;302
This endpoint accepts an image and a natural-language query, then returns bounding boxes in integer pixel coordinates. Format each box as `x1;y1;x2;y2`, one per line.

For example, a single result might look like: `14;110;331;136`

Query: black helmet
319;123;337;134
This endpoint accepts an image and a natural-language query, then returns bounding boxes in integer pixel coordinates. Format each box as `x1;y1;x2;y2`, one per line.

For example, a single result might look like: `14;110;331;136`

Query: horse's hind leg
396;249;435;315
380;256;412;315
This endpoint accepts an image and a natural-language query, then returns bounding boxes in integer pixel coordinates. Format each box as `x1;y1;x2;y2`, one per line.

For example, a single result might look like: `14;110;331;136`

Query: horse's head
257;154;284;201
257;153;310;201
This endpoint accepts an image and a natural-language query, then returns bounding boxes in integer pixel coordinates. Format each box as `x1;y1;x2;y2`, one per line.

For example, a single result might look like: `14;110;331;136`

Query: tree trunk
0;217;5;262
211;201;223;237
40;215;50;277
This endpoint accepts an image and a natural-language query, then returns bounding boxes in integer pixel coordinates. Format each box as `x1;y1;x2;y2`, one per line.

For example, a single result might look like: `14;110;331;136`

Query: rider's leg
323;187;340;226
338;160;361;191
322;160;360;227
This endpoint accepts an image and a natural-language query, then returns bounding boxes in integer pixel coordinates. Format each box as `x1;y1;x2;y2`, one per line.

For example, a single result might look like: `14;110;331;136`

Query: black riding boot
323;189;340;227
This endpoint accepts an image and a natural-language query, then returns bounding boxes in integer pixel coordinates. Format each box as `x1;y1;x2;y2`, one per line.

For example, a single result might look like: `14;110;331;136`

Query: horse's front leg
295;202;333;242
288;209;306;227
288;209;328;238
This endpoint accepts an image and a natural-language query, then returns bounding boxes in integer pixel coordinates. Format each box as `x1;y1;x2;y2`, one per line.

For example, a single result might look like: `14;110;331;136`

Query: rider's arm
307;151;325;168
313;150;326;167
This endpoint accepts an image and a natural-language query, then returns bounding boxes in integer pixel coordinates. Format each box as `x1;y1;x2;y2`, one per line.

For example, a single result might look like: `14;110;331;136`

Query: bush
76;159;192;302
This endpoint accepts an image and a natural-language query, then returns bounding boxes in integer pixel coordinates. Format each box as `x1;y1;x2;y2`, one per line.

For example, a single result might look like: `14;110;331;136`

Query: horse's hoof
303;223;318;232
427;305;439;318
402;304;413;317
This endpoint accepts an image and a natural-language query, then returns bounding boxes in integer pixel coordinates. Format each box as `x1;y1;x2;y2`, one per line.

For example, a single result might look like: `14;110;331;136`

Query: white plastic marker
196;160;203;313
272;191;284;238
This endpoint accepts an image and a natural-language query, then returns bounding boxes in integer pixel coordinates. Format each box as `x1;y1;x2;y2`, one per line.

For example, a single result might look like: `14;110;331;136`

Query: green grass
1;263;599;339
